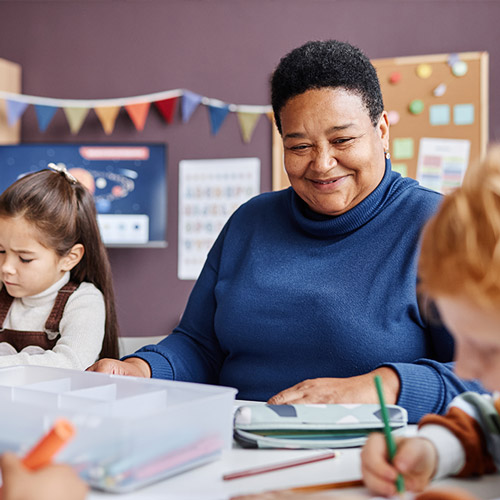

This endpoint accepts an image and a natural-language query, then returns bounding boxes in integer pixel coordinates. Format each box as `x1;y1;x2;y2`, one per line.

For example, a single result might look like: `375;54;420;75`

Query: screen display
0;144;167;247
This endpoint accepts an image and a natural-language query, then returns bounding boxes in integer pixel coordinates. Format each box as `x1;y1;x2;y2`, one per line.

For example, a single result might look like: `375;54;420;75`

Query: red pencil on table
223;450;337;481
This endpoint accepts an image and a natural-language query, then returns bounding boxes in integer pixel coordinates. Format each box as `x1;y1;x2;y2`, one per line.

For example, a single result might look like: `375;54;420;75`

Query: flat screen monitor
0;144;167;247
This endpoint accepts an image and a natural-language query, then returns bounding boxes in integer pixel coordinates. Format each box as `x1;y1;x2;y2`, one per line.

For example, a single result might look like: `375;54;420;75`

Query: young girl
361;146;500;498
0;164;119;369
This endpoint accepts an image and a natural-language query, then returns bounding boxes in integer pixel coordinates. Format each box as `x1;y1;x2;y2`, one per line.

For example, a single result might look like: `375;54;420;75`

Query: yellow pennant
94;106;121;135
63;107;90;134
237;112;261;143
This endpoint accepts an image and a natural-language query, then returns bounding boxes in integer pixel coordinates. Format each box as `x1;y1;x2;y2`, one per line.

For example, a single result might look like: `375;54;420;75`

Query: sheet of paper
178;157;260;280
416;137;470;194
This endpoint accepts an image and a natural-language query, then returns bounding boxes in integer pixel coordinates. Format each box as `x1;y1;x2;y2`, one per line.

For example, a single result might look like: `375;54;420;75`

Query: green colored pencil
374;375;405;494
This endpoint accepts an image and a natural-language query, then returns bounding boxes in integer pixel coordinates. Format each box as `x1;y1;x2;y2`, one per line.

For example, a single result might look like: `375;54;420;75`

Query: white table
89;438;500;500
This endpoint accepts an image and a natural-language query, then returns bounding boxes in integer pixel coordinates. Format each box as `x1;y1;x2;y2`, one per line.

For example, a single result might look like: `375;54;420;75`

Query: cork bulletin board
272;51;489;192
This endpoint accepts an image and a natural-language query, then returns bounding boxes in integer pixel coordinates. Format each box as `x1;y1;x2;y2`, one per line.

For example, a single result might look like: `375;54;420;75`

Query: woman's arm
128;254;225;383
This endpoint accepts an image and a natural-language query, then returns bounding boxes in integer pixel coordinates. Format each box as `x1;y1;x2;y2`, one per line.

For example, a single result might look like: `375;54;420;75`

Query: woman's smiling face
280;87;389;217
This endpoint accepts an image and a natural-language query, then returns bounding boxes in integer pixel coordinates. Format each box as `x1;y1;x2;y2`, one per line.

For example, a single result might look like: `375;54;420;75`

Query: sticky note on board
452;60;468;77
387;110;400;125
391;163;408;177
448;53;461;66
416;64;432;79
433;83;447;97
393;138;414;159
389;72;401;84
454;104;474;125
409;100;425;115
429;105;450;125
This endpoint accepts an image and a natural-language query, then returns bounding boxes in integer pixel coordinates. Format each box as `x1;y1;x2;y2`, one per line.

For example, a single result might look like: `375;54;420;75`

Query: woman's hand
86;357;151;377
0;452;88;500
361;433;438;496
267;367;400;405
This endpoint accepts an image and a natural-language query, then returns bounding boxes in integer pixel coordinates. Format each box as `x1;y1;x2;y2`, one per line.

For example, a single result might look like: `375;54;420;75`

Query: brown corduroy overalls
0;282;79;351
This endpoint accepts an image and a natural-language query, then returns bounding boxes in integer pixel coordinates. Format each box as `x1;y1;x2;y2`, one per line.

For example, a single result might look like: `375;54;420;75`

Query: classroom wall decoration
0;88;273;144
272;51;489;194
178;157;260;280
0;143;167;247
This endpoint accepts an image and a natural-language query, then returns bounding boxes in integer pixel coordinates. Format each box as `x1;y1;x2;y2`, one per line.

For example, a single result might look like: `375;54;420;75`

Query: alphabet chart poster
178;157;260;280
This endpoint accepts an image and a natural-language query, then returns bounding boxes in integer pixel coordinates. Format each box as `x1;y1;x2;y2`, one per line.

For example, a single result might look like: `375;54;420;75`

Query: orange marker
22;418;75;470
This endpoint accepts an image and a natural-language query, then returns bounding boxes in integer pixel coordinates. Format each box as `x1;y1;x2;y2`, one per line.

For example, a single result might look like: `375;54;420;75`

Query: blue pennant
6;100;29;126
208;104;230;135
34;105;59;132
181;90;203;123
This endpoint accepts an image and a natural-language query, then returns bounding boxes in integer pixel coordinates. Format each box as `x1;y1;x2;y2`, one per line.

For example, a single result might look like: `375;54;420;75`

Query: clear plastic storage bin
0;366;237;492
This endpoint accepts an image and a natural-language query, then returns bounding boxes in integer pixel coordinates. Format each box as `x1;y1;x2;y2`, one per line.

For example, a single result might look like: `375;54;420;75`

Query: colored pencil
374;375;405;494
223;451;337;480
22;418;76;470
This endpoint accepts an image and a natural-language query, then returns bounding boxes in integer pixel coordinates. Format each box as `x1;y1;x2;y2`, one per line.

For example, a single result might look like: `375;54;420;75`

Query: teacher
89;40;482;422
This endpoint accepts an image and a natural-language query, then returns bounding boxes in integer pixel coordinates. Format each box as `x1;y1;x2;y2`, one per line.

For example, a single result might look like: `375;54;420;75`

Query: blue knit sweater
133;161;484;422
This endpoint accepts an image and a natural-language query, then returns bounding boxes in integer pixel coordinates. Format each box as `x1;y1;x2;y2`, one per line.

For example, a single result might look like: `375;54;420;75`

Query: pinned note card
392;138;414;160
429;105;450;126
453;104;474;125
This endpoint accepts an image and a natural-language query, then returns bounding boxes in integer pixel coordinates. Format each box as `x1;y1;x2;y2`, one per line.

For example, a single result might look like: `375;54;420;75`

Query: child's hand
361;432;438;496
0;452;88;500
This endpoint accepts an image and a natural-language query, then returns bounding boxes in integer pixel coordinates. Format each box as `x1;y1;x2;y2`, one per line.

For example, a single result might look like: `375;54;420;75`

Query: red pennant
154;97;178;124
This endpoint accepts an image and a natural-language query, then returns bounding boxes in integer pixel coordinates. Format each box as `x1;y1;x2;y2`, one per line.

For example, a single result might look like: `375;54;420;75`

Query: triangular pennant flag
125;102;150;131
94;106;121;135
208;104;230;135
6;100;29;126
154;97;177;124
237;111;261;143
181;91;203;123
34;104;59;132
63;107;90;134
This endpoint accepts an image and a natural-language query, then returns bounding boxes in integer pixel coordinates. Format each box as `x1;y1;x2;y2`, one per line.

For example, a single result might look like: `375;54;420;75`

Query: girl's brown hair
0;169;119;359
419;146;500;309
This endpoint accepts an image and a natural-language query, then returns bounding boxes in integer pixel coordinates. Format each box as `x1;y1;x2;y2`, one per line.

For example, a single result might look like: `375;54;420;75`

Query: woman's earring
385;150;391;160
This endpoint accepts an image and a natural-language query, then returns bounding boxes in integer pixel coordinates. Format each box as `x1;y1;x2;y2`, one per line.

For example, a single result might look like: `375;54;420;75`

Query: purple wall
1;0;499;337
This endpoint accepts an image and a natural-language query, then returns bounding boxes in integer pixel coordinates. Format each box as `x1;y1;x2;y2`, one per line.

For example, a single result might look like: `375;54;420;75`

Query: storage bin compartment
0;366;236;492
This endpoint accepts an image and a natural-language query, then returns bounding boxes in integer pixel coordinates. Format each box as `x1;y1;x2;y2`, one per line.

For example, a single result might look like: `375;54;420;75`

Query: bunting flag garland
94;106;120;135
34;104;58;132
6;99;29;125
63;107;90;135
0;88;273;143
154;97;177;123
181;90;203;123
125;102;150;131
207;103;230;135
